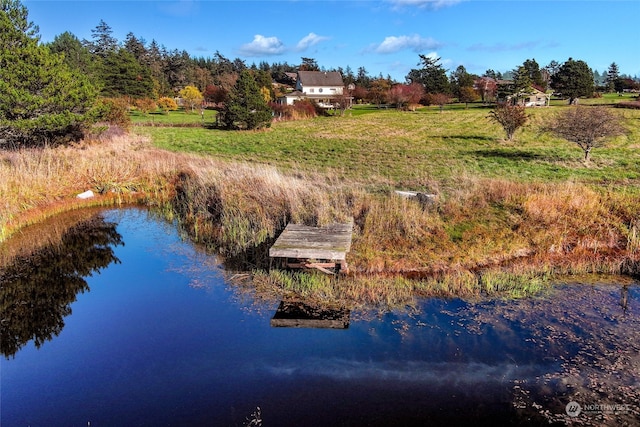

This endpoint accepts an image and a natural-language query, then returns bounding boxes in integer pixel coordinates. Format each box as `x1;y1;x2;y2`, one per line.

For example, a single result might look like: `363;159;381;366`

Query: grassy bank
0;134;179;241
2;104;640;309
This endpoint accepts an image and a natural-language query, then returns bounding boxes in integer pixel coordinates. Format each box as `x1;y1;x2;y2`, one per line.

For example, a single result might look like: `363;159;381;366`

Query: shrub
543;106;625;162
157;97;178;114
134;98;157;115
93;97;131;129
488;103;528;140
423;93;451;112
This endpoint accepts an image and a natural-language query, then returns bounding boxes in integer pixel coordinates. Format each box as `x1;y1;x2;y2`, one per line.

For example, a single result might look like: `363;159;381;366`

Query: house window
319;88;323;93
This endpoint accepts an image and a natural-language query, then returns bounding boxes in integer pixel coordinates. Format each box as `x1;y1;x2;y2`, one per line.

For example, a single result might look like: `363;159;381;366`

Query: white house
279;71;346;108
496;80;551;107
523;86;551;107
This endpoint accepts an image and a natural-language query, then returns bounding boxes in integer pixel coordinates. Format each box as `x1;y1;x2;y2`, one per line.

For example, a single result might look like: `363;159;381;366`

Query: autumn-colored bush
93;97;131;129
157;97;178;114
134;98;157;114
270;100;323;121
423;93;451;111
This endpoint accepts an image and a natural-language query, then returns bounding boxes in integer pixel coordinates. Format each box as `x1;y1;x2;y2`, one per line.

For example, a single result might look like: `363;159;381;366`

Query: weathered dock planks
269;220;353;274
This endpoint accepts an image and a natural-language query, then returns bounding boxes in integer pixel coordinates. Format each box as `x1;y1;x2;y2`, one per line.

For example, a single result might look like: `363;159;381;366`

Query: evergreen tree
343;65;355;86
593;70;603;88
521;58;545;89
100;49;154;98
299;57;319;71
164;49;190;92
146;39;170;96
356;66;371;88
512;65;534;100
123;32;147;63
219;70;272;130
605;62;620;93
48;31;92;75
0;0;37;40
406;55;450;94
0;0;97;147
88;19;117;57
550;58;595;104
449;65;474;99
545;60;561;77
483;69;503;80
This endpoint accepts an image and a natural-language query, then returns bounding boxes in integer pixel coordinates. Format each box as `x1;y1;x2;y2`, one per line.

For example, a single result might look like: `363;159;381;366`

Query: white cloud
296;32;330;51
387;0;463;10
238;35;285;57
375;34;444;54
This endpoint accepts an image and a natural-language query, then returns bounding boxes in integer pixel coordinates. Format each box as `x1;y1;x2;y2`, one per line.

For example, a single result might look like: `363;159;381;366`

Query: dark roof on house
531;84;547;93
297;71;344;87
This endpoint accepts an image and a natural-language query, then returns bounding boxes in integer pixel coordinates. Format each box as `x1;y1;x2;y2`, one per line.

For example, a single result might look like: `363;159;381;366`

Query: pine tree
550;58;594;105
100;49;154;98
0;0;97;147
48;31;93;75
606;62;620;93
522;58;545;89
219;70;272;130
88;19;117;57
406;55;450;95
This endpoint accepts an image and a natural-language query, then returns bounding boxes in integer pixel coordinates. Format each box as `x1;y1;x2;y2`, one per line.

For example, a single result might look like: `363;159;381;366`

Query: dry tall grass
351;174;640;280
172;159;364;255
0;132;180;240
3;132;640;306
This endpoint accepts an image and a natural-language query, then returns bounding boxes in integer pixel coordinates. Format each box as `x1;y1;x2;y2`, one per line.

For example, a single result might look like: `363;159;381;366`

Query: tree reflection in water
0;215;123;358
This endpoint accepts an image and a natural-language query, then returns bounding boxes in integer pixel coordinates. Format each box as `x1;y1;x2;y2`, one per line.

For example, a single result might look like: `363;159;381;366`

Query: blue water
2;208;639;426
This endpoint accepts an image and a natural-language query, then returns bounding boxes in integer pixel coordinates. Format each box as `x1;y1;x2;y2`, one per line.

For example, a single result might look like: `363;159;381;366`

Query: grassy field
138;102;640;186
130;109;218;127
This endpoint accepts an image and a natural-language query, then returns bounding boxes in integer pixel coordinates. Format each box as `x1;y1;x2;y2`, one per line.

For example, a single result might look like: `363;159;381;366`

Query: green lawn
130;108;218;126
135;102;640;187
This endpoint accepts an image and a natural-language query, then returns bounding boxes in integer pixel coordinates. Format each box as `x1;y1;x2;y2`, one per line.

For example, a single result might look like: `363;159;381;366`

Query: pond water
1;208;639;426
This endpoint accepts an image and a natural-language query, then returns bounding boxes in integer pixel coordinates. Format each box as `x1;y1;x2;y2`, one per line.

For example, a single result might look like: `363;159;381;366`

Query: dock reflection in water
270;300;350;329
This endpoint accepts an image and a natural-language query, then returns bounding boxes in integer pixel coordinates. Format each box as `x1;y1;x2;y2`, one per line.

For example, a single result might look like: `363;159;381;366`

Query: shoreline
2;127;640;306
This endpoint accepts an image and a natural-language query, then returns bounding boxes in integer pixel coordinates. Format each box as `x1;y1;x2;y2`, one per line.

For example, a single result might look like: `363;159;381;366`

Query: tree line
1;0;638;147
40;14;640;107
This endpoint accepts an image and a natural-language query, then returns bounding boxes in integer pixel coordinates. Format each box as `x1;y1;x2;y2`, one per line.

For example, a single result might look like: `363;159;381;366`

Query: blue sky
24;0;640;81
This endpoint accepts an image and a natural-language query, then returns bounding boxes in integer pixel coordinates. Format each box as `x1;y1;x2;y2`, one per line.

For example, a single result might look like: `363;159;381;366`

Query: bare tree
425;93;451;113
331;90;352;116
488;104;528;140
543;106;625;162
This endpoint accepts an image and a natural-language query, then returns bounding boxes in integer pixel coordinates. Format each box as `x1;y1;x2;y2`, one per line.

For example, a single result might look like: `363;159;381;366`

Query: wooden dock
269;220;353;274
